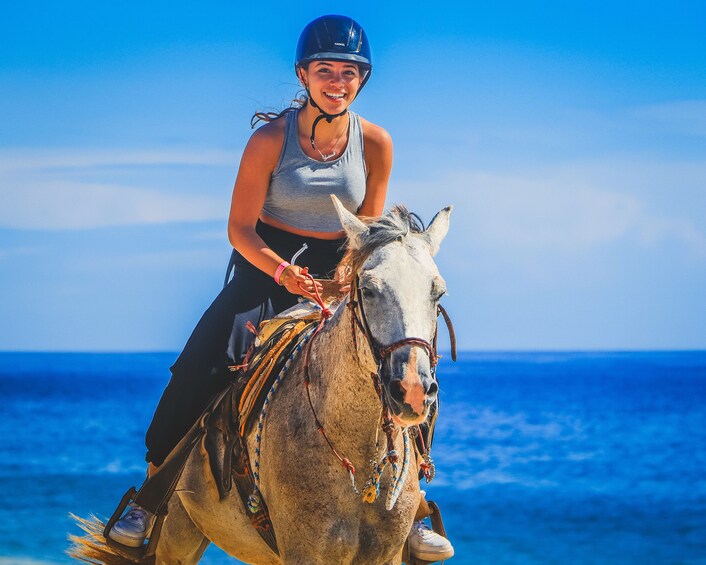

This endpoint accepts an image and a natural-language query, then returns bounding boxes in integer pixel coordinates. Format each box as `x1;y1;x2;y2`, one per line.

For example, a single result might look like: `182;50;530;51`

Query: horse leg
388;548;404;565
155;494;210;565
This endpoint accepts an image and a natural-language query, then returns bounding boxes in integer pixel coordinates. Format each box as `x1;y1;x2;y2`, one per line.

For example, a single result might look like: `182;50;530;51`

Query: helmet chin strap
305;86;348;150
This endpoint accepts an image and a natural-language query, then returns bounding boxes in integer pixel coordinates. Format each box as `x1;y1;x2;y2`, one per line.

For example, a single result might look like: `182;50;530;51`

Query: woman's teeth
324;91;345;100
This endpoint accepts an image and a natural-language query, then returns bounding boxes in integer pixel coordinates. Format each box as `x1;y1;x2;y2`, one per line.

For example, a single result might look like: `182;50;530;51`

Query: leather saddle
104;307;322;560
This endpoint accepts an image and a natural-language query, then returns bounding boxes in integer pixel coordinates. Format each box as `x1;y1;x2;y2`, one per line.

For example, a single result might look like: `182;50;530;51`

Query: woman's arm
358;119;394;218
227;122;317;294
228;124;282;274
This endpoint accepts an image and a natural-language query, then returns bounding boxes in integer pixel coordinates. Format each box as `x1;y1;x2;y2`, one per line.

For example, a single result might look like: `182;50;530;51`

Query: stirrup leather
402;499;450;565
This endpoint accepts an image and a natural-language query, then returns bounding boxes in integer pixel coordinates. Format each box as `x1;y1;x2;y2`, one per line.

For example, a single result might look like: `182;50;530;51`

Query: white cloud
0;246;39;261
0;148;237;172
391;164;706;257
1;181;226;230
75;248;227;271
4;148;705;260
454;173;641;249
0;148;236;230
631;100;706;137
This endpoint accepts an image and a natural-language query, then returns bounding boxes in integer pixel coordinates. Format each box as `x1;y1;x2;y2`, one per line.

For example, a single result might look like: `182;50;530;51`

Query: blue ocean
0;351;704;564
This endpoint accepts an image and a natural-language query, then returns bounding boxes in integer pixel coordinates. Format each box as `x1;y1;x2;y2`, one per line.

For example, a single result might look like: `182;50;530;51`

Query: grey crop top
261;109;367;233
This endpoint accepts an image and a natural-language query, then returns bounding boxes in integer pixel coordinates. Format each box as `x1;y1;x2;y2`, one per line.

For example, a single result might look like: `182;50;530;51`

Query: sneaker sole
107;529;146;548
411;547;455;562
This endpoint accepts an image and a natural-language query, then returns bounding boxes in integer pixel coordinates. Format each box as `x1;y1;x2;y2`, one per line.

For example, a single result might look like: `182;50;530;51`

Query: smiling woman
85;13;453;564
296;60;363;160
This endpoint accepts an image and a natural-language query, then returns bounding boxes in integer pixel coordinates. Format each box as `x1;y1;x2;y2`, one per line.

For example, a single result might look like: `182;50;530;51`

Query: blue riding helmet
295;15;372;150
295;15;373;93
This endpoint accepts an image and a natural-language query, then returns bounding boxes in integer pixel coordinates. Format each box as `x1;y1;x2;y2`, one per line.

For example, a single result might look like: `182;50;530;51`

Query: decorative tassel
360;432;410;510
421;453;436;483
385;429;410;510
347;468;359;495
362;484;378;503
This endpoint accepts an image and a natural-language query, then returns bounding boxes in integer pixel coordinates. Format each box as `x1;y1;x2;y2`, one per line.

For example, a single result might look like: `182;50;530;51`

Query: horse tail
67;513;153;565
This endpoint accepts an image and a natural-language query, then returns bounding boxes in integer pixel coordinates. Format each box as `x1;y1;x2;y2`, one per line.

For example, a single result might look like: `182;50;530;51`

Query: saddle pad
254;290;343;346
238;316;318;437
200;384;280;556
254;308;320;347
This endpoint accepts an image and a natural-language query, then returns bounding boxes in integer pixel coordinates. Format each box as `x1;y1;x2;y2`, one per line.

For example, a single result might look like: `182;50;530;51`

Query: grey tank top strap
261;109;368;233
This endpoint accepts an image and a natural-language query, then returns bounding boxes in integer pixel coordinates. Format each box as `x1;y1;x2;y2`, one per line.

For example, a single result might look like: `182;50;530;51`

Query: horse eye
431;277;447;302
361;287;375;298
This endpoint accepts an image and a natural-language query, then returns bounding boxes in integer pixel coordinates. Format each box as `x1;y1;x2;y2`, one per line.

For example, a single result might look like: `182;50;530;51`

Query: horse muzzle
382;347;438;426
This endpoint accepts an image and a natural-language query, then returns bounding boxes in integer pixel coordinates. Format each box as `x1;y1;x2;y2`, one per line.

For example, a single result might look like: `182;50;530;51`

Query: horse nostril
425;379;438;400
388;380;406;405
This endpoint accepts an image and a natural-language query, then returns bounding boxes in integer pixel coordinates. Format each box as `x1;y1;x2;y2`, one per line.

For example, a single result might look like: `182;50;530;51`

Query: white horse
70;197;451;565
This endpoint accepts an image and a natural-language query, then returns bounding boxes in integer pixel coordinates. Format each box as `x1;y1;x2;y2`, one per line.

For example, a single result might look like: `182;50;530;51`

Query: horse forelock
339;205;426;279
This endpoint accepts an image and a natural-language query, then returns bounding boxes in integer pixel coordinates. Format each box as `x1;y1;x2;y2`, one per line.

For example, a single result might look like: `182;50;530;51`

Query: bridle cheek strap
348;277;443;369
437;304;457;362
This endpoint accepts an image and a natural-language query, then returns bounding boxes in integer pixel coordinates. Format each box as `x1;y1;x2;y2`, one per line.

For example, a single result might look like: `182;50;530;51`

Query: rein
297;277;360;489
295;272;456;508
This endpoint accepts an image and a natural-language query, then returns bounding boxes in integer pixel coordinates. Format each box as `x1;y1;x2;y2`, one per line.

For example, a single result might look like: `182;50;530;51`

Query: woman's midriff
259;213;346;241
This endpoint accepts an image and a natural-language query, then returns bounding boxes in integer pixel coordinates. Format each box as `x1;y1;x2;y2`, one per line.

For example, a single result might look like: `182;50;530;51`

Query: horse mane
338;205;426;282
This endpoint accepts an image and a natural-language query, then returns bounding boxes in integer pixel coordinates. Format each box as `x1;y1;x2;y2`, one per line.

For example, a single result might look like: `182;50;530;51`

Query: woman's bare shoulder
240;115;288;172
358;116;393;150
248;115;287;149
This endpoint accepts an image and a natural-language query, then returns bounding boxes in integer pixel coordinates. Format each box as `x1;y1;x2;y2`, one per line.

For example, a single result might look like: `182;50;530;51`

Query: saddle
104;304;322;561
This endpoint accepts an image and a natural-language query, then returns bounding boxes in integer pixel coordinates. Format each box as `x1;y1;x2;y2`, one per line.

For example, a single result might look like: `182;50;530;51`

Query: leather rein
299;273;457;488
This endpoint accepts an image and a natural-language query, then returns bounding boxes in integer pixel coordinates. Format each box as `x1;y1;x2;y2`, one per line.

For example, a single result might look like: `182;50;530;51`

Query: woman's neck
297;103;350;146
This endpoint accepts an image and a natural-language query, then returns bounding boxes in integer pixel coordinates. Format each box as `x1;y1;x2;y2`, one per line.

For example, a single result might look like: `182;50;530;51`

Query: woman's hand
279;265;324;297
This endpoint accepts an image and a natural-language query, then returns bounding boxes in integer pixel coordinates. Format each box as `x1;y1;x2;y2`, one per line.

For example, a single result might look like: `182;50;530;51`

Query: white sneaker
409;520;455;562
108;503;154;548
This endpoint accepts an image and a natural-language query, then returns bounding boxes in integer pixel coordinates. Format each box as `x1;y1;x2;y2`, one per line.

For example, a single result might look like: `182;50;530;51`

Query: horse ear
331;195;367;249
425;206;452;256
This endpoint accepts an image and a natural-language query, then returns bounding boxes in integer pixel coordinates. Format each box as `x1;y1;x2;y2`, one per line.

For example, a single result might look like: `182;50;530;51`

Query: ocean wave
97;459;147;475
0;458;147;478
437;406;585;442
0;558;63;565
432;468;558;489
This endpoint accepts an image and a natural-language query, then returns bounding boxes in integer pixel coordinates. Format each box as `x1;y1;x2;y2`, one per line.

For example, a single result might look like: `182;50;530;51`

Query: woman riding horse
107;15;453;562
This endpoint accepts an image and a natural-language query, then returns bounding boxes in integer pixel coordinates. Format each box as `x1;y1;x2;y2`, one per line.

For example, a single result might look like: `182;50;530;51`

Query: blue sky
1;1;705;351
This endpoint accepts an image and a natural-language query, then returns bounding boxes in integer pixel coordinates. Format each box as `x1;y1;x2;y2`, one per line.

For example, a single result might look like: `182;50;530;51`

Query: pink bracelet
273;261;291;286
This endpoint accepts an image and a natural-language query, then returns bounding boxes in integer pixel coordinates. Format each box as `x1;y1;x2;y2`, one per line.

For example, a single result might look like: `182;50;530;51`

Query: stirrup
402;499;450;565
103;486;165;562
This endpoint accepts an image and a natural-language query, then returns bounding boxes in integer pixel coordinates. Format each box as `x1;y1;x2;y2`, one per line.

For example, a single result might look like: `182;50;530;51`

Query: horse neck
308;300;385;450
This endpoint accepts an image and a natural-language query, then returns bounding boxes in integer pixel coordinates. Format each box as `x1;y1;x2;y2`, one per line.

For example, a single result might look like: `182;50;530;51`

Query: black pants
145;221;346;466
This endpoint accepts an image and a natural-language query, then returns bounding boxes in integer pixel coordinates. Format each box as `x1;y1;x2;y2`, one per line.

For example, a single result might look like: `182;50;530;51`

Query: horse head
332;196;452;427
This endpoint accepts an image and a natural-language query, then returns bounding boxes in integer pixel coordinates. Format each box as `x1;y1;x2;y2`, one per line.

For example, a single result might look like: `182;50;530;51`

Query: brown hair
250;69;308;129
250;95;308;128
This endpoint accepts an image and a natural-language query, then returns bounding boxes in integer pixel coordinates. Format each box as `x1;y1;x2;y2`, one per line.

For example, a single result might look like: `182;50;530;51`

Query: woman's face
299;60;363;113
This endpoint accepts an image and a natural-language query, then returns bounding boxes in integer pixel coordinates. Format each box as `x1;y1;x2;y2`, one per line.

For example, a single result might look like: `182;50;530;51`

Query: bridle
346;274;456;374
299;271;456;500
